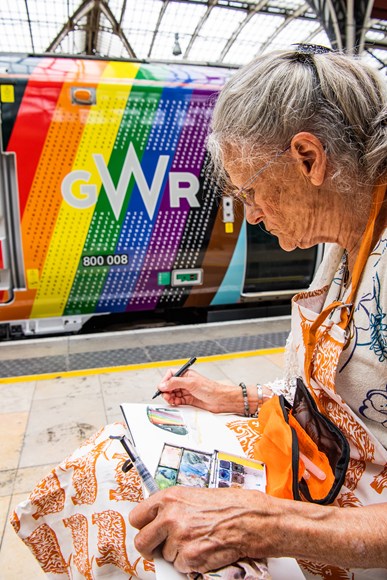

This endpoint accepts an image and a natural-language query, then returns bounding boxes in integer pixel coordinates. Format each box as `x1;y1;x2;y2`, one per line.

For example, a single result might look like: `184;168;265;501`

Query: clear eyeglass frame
226;146;290;207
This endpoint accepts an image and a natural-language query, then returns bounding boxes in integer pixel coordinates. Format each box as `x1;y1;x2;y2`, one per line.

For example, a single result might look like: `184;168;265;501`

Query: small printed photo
177;449;211;488
159;444;183;469
155;466;178;489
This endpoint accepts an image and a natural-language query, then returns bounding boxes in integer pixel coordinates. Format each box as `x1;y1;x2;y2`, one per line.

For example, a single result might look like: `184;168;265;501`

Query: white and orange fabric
11;422;156;579
11;422;270;579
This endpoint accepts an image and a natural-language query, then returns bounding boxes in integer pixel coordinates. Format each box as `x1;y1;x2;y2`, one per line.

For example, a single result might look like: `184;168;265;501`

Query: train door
243;221;321;300
0;83;26;307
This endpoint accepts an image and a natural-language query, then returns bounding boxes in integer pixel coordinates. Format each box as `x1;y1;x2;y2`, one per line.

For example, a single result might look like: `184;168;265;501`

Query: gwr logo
61;143;200;220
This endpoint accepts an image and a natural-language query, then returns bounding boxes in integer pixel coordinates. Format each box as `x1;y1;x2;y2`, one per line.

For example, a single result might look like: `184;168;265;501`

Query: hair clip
292;43;332;54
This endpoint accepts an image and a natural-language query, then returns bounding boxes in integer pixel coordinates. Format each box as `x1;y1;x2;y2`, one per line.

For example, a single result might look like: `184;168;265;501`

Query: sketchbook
120;404;266;493
120;403;305;580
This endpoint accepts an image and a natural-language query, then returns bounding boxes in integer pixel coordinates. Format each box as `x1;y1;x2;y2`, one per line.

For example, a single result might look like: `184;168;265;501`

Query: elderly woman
129;48;387;579
12;48;387;580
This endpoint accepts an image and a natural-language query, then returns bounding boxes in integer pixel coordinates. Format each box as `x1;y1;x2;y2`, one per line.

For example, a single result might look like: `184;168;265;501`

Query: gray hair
208;50;387;192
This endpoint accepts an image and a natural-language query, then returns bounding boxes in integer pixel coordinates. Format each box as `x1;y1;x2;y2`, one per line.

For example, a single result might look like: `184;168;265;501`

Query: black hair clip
292;43;332;54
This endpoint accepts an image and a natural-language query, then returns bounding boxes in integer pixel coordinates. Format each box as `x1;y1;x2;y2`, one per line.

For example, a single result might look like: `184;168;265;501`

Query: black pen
152;356;197;400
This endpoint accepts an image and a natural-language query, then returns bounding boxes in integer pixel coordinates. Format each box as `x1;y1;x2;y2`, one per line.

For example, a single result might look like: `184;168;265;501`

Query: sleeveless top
288;228;387;579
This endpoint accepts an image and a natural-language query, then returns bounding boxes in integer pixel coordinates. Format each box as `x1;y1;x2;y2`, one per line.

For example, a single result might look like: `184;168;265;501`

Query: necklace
327;249;351;319
342;250;350;289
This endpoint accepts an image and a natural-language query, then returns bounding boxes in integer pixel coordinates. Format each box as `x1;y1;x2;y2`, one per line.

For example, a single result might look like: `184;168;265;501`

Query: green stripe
65;67;165;315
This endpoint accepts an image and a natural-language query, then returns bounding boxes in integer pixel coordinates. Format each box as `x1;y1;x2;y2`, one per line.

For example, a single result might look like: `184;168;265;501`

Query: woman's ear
290;132;327;186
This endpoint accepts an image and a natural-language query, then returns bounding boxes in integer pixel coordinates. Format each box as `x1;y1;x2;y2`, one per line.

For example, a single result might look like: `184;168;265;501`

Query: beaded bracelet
239;382;250;417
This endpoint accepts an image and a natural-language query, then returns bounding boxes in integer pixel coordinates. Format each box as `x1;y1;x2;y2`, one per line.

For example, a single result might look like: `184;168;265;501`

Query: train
0;54;320;338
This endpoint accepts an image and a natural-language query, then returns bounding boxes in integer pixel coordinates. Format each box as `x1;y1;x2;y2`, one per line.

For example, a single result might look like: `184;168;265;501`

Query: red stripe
6;58;80;216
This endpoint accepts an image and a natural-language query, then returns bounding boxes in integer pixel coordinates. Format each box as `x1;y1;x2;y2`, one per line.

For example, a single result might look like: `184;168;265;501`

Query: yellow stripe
0;347;284;383
31;61;140;317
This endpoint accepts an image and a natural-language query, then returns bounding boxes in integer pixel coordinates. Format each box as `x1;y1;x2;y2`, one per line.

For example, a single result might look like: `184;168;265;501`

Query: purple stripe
127;90;217;311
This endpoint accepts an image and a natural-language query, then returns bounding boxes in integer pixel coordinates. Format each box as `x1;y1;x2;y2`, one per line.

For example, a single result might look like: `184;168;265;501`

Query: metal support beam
118;0;127;27
99;0;136;57
147;0;170;58
257;2;310;56
85;1;101;55
365;39;387;50
306;0;377;54
359;0;375;53
26;0;387;67
46;0;135;57
365;47;387;70
326;0;344;50
24;0;35;53
184;0;218;59
306;0;343;51
304;23;324;44
218;0;268;62
46;0;96;52
346;0;355;53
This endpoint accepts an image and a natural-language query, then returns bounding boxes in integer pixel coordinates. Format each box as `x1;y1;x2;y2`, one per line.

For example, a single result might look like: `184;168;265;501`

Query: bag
254;184;386;505
254;378;350;504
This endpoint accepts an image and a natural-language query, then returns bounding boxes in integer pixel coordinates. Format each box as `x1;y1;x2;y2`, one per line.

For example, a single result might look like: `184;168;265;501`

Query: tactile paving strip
0;330;287;378
146;340;228;362
69;347;149;371
0;355;66;378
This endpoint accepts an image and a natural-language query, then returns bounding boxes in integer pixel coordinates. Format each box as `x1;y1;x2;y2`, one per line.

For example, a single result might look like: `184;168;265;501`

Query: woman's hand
130;487;387;573
129;486;271;574
155;368;241;414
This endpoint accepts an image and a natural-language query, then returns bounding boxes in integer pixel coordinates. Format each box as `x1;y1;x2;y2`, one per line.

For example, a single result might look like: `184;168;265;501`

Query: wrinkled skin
129;485;387;574
129;486;273;574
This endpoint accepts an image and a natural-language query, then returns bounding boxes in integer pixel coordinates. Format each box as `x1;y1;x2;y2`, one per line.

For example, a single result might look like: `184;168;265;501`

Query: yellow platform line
0;346;284;384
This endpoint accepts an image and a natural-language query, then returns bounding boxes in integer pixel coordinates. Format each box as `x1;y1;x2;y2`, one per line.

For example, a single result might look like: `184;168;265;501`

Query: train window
243;222;318;294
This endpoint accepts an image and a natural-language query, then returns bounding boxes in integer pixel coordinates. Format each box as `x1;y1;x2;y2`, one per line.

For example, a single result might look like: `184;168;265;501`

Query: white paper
120;403;305;580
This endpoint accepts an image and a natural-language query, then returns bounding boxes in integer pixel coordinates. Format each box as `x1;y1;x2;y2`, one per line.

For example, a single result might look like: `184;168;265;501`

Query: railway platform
0;315;290;577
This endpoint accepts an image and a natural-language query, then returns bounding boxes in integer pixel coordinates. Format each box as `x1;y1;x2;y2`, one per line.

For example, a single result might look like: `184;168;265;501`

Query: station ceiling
0;0;386;71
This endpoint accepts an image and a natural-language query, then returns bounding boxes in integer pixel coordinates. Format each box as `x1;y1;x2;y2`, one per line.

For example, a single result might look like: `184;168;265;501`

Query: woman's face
223;148;325;252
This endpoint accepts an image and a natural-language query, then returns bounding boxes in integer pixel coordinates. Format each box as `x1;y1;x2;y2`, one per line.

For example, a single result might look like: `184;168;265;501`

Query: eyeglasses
226;146;290;206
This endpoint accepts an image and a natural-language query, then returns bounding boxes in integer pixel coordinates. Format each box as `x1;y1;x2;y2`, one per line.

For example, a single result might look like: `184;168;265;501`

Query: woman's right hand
155;368;240;414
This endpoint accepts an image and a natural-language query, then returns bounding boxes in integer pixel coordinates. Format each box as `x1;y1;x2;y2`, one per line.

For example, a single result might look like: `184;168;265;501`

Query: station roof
0;0;386;72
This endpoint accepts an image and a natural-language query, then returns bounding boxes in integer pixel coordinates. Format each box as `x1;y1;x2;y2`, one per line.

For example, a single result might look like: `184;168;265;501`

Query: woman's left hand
129;486;270;574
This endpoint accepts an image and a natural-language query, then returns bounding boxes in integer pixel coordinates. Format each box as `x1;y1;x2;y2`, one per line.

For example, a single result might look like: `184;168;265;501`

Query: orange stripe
22;60;108;273
0;60;108;322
